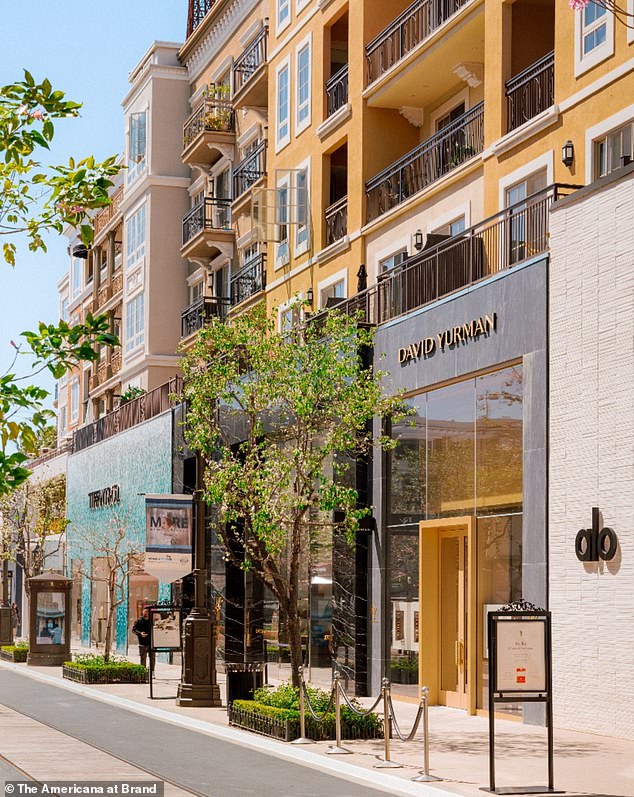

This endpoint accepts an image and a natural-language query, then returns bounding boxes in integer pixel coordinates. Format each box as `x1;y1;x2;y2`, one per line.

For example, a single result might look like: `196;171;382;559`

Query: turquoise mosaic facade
66;411;173;653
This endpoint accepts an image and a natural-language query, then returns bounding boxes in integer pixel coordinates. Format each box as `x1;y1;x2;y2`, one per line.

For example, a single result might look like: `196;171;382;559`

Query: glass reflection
476;367;523;514
426;380;475;518
36;591;65;646
389;395;425;526
389;532;419;697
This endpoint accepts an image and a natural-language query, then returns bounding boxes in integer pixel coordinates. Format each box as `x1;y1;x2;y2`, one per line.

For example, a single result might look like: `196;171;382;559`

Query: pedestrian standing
11;602;19;635
132;607;155;670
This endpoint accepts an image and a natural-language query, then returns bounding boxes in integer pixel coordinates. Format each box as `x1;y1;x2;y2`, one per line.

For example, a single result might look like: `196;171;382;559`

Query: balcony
182;98;235;167
181;296;230;338
233;25;268;108
232;141;267;201
505;51;554;133
93;186;123;238
181;197;233;261
112;270;123;296
366;102;483;223
111;350;122;376
187;0;216;38
364;0;483;110
325;196;348;246
230;254;266;307
316;184;579;326
73;377;182;453
326;64;349;118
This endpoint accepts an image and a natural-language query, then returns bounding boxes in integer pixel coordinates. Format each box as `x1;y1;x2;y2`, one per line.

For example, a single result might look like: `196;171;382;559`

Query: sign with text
495;618;547;693
144;495;193;582
150;606;182;651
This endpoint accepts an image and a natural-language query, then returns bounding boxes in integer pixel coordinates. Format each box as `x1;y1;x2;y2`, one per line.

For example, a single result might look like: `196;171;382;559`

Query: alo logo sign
575;507;617;562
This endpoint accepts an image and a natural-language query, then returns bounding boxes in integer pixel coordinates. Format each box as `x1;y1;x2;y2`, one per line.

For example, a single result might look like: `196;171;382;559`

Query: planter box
62;663;148;684
228;704;383;742
0;647;28;663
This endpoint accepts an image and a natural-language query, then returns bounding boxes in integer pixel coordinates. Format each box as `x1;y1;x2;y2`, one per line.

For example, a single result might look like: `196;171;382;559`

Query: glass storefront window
426;380;475;518
476;514;523;711
389;395;426;527
389;532;419;697
476;367;523;515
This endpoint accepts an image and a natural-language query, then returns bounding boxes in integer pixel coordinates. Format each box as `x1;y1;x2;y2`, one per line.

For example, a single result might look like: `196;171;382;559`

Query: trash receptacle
225;662;264;707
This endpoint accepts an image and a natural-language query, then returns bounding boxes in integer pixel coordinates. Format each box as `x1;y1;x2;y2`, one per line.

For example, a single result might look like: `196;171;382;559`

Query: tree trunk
103;573;116;663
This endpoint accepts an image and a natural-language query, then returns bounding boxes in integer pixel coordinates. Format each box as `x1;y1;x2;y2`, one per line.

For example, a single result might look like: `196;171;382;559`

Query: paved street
0;669;396;797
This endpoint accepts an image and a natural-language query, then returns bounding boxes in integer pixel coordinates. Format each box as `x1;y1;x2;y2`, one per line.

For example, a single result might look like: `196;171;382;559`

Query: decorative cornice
316;103;352;139
181;0;261;84
399;106;425;127
452;62;483;88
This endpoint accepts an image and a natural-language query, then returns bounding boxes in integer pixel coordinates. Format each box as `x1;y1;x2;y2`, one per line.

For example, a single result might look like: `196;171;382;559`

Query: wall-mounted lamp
413;229;424;251
562;140;575;168
305;287;314;307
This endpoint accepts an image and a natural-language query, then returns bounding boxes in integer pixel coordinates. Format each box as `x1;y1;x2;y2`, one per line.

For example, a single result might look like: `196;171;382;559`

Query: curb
0;660;455;797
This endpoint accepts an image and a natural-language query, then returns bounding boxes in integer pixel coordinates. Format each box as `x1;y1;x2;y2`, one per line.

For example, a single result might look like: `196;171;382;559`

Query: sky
0;1;186;398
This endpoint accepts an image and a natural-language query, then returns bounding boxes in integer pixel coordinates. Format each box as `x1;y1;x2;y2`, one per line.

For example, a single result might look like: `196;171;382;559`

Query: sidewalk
2;657;633;797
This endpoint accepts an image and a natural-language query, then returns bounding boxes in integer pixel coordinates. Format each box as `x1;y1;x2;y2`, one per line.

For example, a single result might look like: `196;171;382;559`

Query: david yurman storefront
371;256;548;717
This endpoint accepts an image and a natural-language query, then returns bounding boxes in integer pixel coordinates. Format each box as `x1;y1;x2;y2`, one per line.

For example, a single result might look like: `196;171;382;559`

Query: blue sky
0;2;185;397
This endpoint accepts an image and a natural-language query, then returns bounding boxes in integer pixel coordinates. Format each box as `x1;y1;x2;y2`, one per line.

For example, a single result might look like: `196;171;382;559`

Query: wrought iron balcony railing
365;0;471;85
312;184;580;327
73;377;182;453
366;102;484;223
182;197;232;246
233;25;268;96
233;141;267;199
181;296;230;337
187;0;216;38
183;98;235;149
325;196;348;245
230;254;266;306
326;64;349;118
505;51;554;133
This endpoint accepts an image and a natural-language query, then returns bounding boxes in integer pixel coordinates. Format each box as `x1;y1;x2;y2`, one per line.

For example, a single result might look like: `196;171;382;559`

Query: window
191;280;205;303
594;121;633;179
434;216;466;237
320;278;345;308
126;204;146;269
70;379;79;424
71;258;83;299
276;61;290;149
295;167;309;252
280;301;301;336
575;0;614;76
296;40;311;132
59;407;67;439
275;183;290;266
505;169;547;265
278;0;290;31
582;2;607;55
60;298;69;323
125;293;145;352
242;242;259;265
380;250;407;274
128;110;147;183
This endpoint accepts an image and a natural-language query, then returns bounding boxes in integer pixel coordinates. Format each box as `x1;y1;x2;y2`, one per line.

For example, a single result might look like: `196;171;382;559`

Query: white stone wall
549;170;634;739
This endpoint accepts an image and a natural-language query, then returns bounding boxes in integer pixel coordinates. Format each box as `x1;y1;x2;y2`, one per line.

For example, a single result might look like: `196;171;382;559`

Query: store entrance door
419;516;476;713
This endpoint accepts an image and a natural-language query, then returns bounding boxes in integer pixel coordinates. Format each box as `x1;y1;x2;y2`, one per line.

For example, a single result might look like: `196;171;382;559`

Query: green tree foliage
180;305;408;684
0;73;121;496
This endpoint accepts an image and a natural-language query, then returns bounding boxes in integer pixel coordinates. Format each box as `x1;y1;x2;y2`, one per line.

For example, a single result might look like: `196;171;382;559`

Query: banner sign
150;606;182;651
144;495;193;583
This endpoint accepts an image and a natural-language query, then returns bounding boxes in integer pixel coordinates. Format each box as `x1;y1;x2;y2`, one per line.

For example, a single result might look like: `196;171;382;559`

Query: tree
180;305;407;685
71;508;143;662
0;473;68;600
0;72;121;496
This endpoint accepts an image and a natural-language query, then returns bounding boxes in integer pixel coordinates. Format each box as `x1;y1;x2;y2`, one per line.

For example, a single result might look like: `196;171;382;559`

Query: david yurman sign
575;506;617;562
398;312;497;364
88;484;121;509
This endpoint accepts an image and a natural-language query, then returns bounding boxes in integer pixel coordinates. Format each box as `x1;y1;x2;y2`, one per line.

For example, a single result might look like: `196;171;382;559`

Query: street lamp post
177;452;221;706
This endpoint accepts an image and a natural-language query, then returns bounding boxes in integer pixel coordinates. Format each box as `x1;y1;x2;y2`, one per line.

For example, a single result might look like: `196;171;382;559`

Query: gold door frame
419;516;477;715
